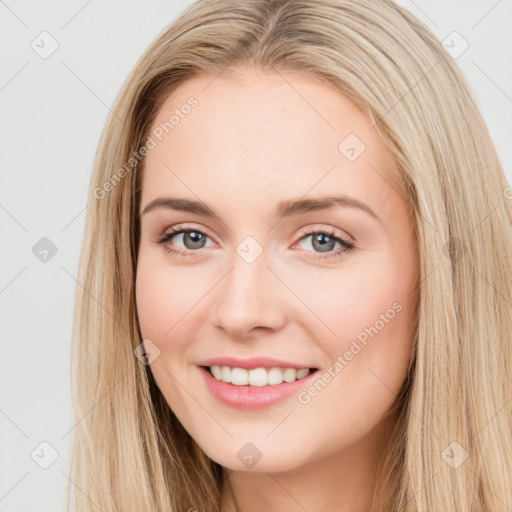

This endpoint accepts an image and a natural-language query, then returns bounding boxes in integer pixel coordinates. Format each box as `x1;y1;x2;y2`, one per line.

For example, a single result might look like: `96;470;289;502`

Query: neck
220;409;399;512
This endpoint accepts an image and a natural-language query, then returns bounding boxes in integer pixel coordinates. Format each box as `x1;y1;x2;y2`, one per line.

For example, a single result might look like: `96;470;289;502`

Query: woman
68;0;512;511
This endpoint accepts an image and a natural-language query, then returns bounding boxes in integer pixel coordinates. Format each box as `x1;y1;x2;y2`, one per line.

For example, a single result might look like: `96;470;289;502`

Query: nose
209;247;286;338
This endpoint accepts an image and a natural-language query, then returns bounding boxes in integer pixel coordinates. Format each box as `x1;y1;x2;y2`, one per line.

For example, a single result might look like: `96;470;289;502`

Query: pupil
313;233;334;253
185;231;205;248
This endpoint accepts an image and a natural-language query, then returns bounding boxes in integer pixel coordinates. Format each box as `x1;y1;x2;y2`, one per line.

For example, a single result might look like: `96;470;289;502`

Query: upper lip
197;356;317;370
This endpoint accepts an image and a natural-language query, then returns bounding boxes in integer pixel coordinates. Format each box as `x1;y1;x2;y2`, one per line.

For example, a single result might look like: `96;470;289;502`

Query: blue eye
155;225;355;261
295;228;355;261
156;225;213;256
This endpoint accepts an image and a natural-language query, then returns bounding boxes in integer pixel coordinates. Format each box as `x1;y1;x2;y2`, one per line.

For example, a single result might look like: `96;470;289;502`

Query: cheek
292;265;416;447
136;261;171;341
135;256;199;399
308;252;416;381
135;251;203;341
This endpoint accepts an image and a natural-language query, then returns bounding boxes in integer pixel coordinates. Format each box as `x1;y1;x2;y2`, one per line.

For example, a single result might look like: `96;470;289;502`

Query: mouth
201;365;319;387
198;365;320;410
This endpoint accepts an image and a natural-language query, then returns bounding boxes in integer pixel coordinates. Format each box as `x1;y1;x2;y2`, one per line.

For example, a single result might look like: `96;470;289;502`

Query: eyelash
154;224;355;261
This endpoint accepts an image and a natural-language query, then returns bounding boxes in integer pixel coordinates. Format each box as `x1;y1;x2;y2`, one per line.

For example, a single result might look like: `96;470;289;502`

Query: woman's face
136;66;419;472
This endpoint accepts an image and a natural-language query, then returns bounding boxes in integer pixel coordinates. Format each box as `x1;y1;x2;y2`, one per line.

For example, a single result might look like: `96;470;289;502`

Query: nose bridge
210;240;284;335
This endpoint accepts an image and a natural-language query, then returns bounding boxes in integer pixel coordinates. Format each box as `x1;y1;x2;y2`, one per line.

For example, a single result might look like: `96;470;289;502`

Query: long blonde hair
67;0;512;510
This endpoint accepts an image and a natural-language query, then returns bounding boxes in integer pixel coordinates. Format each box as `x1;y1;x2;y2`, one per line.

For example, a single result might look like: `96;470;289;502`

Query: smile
198;365;319;410
207;365;313;386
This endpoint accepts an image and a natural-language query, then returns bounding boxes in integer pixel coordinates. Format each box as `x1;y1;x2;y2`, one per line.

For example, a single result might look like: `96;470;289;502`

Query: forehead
140;67;397;221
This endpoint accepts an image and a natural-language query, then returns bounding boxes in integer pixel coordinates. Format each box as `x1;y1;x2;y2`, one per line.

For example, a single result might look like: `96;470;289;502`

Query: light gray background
1;1;511;510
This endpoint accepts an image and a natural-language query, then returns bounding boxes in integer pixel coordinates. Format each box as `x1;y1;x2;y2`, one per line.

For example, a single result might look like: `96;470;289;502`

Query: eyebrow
140;195;382;224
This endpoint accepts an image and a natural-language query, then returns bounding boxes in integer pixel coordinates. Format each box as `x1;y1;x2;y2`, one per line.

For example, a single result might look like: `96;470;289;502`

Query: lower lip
198;366;318;410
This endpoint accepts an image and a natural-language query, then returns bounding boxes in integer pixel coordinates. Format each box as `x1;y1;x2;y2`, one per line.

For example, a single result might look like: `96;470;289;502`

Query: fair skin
136;65;419;512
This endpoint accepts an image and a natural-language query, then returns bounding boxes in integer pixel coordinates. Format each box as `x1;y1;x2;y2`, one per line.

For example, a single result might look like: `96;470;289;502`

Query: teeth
211;365;222;380
267;367;283;385
209;365;312;386
231;367;249;385
249;367;268;386
221;366;231;382
296;368;310;379
283;368;296;382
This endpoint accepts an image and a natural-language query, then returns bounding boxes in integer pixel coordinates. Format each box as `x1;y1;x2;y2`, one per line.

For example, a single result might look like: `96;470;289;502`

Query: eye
154;224;356;261
294;228;355;261
154;224;214;257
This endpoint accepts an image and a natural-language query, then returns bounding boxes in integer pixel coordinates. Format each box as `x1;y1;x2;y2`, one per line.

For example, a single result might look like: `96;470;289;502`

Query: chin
199;438;313;474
